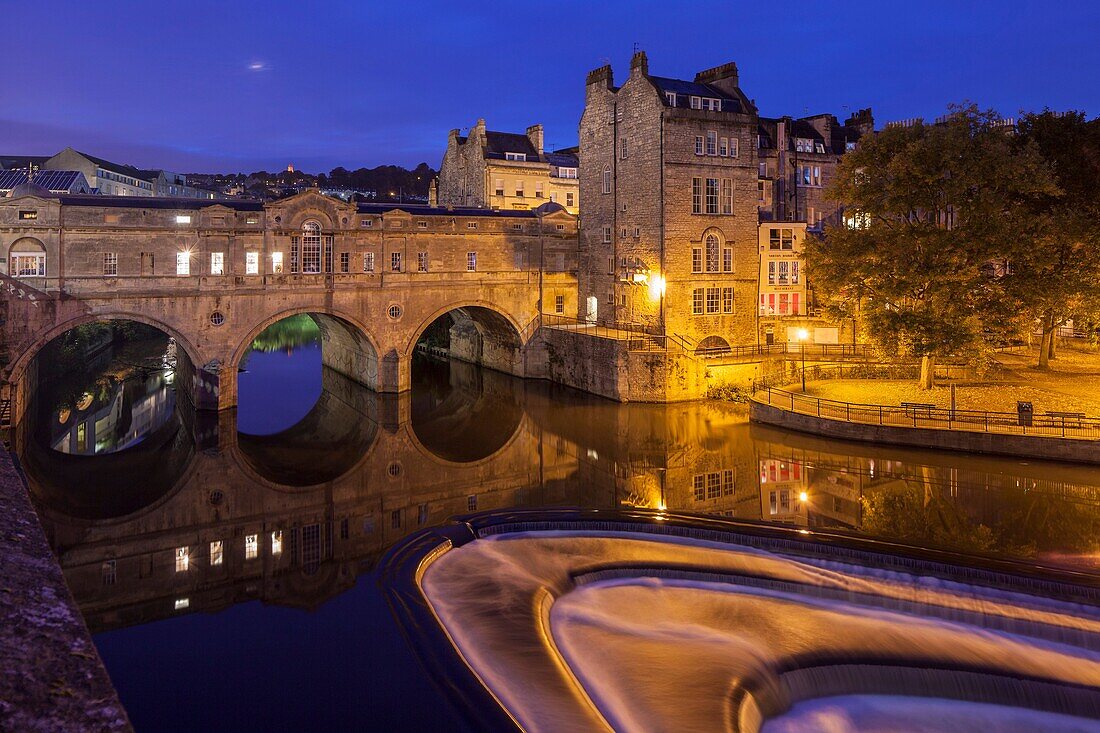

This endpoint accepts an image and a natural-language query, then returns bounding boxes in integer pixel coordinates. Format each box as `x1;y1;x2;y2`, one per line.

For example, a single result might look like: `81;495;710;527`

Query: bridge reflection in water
15;354;1100;636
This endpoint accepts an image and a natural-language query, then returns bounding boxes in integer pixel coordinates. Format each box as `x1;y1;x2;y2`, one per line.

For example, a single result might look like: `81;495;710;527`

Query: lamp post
796;327;810;392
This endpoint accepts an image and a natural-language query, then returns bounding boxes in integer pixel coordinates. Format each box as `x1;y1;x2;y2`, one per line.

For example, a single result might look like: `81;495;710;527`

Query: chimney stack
630;50;648;76
526;124;544;155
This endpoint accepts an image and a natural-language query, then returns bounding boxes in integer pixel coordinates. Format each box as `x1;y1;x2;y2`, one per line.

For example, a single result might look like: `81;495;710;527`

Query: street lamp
796;327;810;392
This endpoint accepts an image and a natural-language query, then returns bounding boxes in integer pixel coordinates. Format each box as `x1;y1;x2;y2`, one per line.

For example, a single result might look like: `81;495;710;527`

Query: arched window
9;237;46;278
705;233;720;273
301;221;321;273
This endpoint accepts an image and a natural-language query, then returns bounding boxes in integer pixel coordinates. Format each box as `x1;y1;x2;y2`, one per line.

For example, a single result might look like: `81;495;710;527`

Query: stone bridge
0;189;579;425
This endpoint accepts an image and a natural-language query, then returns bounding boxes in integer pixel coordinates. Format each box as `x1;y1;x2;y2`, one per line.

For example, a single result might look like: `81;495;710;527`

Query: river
16;316;1100;731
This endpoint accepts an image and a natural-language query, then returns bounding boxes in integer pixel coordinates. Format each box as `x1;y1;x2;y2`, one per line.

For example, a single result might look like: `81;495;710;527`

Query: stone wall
751;399;1100;464
0;450;131;732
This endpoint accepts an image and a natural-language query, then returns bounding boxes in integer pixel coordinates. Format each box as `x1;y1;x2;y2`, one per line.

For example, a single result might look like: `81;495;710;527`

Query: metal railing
540;313;651;341
754;384;1100;440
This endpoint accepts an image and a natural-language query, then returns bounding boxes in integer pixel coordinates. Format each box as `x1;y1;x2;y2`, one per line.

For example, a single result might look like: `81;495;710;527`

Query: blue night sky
4;0;1098;174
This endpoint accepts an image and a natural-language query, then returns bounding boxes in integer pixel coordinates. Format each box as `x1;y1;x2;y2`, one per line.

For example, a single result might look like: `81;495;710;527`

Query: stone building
757;109;873;227
578;52;761;351
437;120;579;214
41;147;218;199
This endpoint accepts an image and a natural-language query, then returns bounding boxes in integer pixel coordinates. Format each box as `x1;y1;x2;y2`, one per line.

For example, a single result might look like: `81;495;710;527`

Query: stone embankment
0;450;131;732
750;389;1100;464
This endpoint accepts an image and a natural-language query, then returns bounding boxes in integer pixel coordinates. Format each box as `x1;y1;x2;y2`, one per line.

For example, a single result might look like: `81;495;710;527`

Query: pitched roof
483;131;540;161
649;76;745;113
72;150;158;182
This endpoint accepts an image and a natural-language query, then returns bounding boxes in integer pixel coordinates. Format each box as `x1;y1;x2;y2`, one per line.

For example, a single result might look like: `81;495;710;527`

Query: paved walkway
0;450;130;732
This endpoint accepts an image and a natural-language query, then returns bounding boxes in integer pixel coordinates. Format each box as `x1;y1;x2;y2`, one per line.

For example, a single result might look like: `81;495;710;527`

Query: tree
806;106;1057;388
1008;111;1100;369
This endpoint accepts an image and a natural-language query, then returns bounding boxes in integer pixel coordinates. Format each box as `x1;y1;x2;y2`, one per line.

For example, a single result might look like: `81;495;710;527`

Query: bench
900;402;936;418
1044;411;1086;429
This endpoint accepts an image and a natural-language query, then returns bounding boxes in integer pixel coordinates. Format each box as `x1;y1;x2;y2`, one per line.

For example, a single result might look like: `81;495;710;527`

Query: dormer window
815;142;826;154
690;96;702;110
505;152;526;161
703;98;722;112
665;92;677;106
794;138;814;153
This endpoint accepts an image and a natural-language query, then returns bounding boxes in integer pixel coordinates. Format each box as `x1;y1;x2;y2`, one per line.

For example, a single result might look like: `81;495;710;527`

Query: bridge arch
7;311;208;429
231;306;382;392
408;300;529;380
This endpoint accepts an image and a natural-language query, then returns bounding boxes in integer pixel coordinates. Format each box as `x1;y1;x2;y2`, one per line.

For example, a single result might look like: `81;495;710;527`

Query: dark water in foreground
18;320;1100;731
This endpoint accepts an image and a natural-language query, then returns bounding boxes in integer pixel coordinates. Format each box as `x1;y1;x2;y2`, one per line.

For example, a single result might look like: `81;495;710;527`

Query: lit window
103;252;117;276
11;251;46;277
246;251;259;275
210;252;224;275
176;251;190;276
175;546;190;572
18;210;37;220
271;531;283;556
363;252;375;272
271;251;283;273
174;598;190;610
417;252;428;272
466;252;477;271
175;214;191;224
210;540;223;566
246;215;259;225
301;221;321;273
391;252;402;271
245;534;258;560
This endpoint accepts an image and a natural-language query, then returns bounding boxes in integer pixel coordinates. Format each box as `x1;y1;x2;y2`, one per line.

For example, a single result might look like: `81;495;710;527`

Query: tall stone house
757;109;873;228
436;120;579;214
578;52;761;351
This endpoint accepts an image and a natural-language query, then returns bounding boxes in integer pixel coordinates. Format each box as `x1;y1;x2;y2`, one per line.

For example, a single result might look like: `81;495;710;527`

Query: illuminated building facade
437;120;579;215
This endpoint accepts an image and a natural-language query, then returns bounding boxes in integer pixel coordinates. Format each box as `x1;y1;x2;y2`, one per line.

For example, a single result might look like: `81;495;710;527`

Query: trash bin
1017;401;1033;427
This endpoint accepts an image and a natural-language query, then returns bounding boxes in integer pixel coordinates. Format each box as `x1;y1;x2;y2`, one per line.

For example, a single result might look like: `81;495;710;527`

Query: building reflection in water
16;356;1100;635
